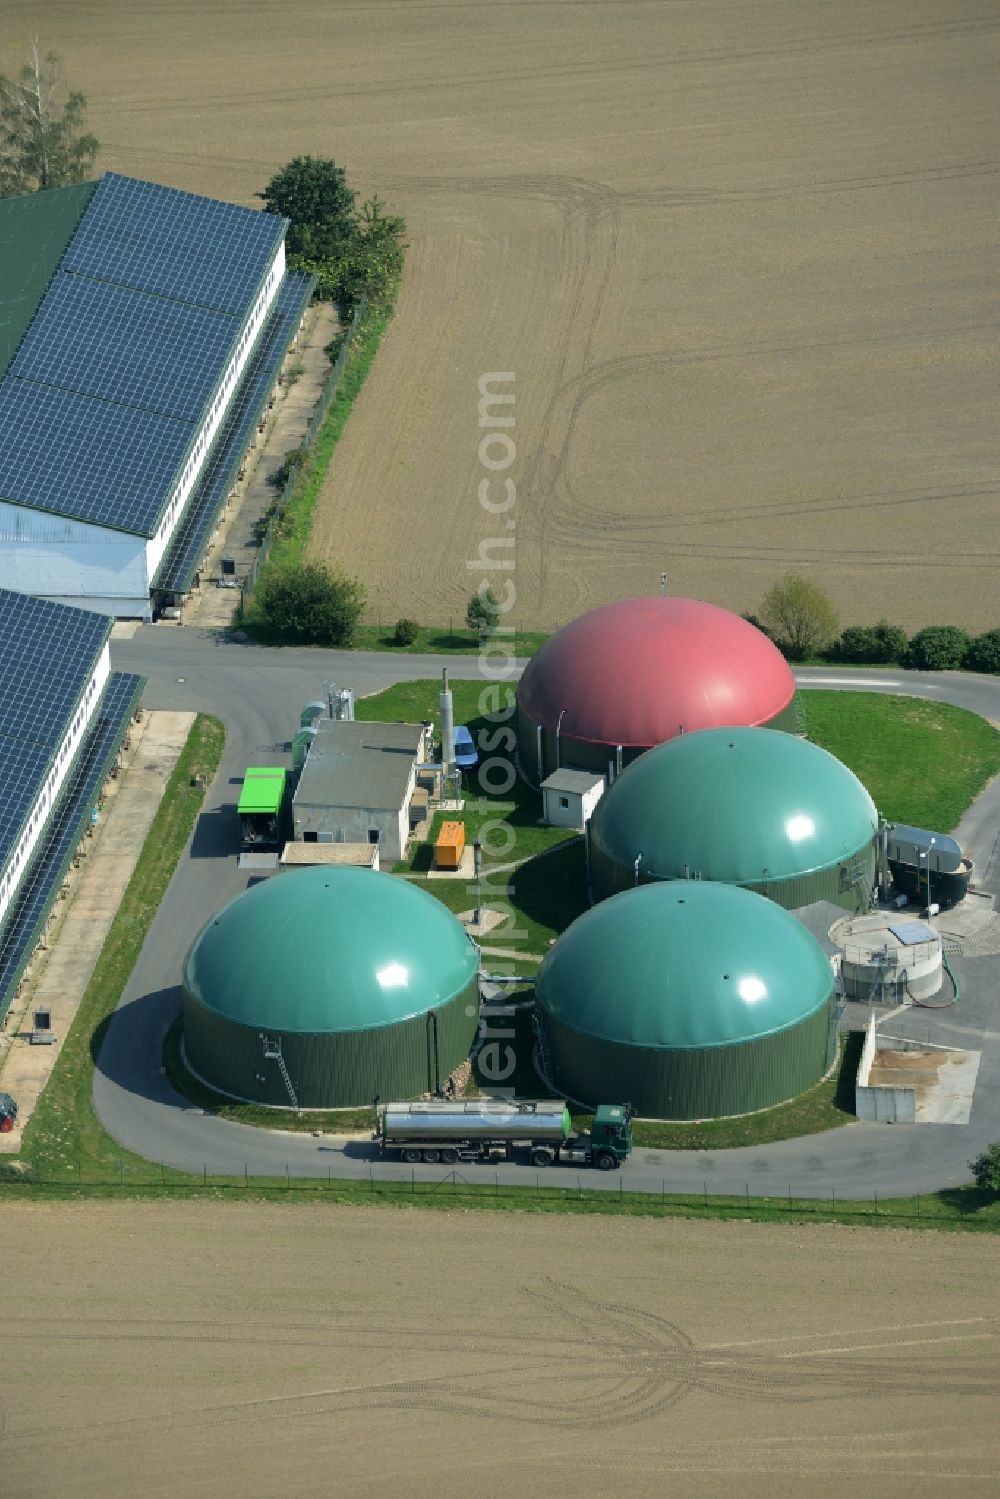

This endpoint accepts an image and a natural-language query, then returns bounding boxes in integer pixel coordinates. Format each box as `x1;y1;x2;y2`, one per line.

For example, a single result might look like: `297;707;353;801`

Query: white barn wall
0;503;151;618
0;640;110;926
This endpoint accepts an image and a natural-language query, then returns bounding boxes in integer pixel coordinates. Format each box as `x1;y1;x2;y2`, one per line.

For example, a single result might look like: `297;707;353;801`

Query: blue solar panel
0;672;143;1020
0;379;192;535
0;589;111;871
63;173;286;314
155;271;315;592
13;272;239;424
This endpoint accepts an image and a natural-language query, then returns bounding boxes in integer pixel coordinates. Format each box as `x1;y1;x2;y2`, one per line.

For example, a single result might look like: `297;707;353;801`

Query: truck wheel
531;1148;553;1167
440;1148;458;1164
402;1148;421;1164
595;1151;616;1171
423;1149;440;1163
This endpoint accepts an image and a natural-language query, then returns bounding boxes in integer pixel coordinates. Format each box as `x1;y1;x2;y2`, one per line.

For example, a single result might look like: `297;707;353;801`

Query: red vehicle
0;1092;17;1133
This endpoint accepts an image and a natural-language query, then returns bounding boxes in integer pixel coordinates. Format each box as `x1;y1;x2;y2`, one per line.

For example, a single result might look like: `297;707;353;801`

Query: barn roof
0;173;287;538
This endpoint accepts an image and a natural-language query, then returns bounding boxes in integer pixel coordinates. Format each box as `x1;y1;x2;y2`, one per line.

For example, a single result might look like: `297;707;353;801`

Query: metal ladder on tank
261;1034;299;1112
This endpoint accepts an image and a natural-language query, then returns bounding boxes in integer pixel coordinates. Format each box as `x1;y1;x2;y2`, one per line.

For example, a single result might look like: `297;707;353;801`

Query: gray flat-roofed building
292;720;430;864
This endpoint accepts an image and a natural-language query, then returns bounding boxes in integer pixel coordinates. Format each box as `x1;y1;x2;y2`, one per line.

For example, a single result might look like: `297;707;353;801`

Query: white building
540;769;606;833
0;173;314;618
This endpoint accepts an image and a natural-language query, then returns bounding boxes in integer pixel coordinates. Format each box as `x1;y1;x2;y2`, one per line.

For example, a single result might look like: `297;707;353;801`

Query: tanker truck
373;1098;632;1170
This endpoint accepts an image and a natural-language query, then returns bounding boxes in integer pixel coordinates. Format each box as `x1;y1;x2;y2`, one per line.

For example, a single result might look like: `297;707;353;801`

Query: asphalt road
93;629;1000;1196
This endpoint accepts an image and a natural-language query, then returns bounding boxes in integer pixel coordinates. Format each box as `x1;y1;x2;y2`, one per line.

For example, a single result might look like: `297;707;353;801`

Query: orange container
434;820;466;870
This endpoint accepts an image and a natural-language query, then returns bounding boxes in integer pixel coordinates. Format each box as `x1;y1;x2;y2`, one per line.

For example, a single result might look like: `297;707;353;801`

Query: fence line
241;296;367;602
0;1164;952;1224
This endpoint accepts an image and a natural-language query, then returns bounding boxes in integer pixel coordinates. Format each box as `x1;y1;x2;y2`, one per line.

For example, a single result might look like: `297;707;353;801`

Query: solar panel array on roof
0;171;289;538
62;173;285;314
0;379;192;534
0;589;110;869
154;271;314;592
13;274;237;424
0;671;143;1019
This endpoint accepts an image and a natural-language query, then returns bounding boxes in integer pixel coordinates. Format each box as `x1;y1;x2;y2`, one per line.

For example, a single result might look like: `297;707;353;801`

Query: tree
257;156;356;262
0;41;99;196
333;196;407;315
966;629;1000;675
253;562;365;646
757;574;839;660
904;626;970;672
835;620;909;664
466;585;502;638
969;1143;1000;1194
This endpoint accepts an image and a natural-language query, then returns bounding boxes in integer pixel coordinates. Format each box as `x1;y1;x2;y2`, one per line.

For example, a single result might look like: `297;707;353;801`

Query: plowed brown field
3;1202;999;1497
5;0;998;629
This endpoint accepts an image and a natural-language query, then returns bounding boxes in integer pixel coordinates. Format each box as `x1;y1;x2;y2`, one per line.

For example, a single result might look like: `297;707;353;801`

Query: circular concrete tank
832;912;943;1002
589;727;879;912
535;882;837;1120
182;867;480;1108
516;597;797;785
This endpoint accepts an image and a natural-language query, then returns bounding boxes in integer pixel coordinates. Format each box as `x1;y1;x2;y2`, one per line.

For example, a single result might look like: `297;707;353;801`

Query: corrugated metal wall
183;978;480;1108
517;697;798;788
543;996;834;1119
591;834;876;913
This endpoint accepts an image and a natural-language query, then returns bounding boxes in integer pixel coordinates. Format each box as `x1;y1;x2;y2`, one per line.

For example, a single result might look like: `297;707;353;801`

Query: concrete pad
0;710;195;1153
425;846;475;879
868;1046;981;1125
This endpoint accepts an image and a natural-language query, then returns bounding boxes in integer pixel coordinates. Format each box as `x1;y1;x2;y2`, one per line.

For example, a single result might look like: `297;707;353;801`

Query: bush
393;617;420;646
758;574;839;660
466;585;502;638
966;629;1000;675
834;620;909;664
904;626;970;672
741;611;774;639
253;562;365;646
969;1143;1000;1194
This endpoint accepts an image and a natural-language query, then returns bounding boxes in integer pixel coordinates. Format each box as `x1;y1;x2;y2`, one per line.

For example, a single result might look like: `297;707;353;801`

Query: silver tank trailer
381;1100;571;1142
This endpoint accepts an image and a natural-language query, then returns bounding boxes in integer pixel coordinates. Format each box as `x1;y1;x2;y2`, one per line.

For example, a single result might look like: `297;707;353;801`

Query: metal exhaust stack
440;668;455;772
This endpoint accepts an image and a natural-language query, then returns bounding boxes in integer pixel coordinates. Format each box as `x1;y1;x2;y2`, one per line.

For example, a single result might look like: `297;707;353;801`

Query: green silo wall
590;833;875;913
543;995;835;1120
182;979;480;1109
517;697;798;789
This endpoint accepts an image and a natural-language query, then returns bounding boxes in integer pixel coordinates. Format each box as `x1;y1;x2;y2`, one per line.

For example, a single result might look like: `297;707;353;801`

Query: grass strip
1;1168;997;1233
800;691;1000;828
13;715;225;1182
248;293;399;588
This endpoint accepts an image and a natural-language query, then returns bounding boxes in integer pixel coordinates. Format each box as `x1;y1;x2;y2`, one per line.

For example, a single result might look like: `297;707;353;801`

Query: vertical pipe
428;1010;441;1096
536;723;544;784
615;744;623;776
555;708;566;769
440;668;455;771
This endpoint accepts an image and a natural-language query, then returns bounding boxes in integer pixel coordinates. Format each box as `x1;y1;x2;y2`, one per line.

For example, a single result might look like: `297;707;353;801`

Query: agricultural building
0;173;313;617
516;597;796;784
589;728;879;911
292;719;431;864
535;882;837;1119
540;769;605;832
0;588;142;1022
182;867;480;1108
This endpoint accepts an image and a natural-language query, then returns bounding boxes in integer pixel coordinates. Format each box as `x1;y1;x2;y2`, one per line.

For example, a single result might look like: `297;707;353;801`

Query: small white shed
540;769;605;832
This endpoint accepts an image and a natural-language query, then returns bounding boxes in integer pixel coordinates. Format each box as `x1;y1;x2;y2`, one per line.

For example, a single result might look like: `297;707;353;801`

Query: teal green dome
537;881;833;1050
589;727;877;906
184;867;478;1035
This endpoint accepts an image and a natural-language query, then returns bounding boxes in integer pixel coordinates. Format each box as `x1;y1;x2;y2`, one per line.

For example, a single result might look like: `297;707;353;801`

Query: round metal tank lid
517;596;795;746
589;727;878;883
183;867;479;1034
536;882;834;1049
